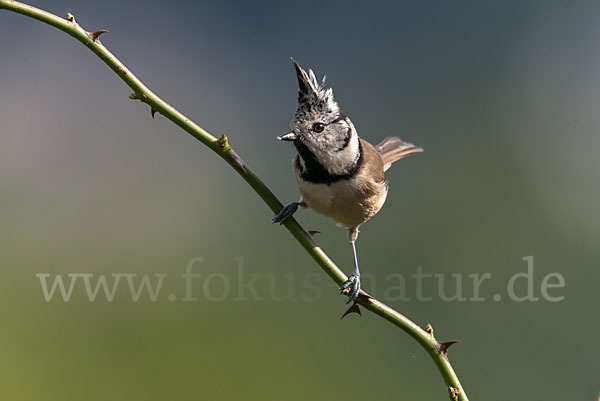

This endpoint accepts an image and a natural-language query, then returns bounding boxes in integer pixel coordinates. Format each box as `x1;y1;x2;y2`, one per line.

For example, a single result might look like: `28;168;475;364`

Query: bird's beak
277;131;297;141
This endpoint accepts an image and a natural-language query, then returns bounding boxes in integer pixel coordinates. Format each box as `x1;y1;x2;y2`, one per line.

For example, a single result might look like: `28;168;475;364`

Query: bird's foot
272;202;300;224
340;274;361;304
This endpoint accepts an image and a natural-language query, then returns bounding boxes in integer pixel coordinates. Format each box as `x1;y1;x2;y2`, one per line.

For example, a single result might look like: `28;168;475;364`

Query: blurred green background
1;1;599;400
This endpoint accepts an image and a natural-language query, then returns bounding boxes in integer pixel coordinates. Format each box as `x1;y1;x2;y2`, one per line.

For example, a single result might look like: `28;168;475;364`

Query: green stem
0;1;469;399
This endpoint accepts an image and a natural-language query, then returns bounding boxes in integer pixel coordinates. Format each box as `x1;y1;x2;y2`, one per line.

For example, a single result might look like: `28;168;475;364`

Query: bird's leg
272;200;306;224
340;228;361;303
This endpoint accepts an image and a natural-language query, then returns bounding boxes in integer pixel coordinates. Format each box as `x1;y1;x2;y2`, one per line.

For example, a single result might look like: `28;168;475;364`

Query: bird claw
340;274;361;304
272;202;300;224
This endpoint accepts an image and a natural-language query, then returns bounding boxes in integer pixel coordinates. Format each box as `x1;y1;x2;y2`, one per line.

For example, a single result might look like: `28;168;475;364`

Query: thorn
340;303;361;320
150;108;157;118
437;340;461;356
66;13;75;22
88;30;109;42
448;386;460;400
307;230;320;239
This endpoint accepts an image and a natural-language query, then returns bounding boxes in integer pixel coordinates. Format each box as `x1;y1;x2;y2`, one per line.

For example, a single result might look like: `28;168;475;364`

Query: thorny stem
0;1;469;400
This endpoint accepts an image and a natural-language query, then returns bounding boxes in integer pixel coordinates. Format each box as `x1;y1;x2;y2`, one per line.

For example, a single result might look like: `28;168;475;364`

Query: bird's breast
294;165;388;229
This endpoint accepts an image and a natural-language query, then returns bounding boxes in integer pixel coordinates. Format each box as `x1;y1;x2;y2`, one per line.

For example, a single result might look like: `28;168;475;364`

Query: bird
273;60;423;303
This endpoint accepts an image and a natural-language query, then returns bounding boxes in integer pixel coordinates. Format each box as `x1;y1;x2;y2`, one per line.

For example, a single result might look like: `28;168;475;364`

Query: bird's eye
312;123;325;133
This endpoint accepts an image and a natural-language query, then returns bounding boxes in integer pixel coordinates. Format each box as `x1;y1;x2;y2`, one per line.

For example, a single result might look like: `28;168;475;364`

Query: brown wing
375;136;423;171
359;138;386;183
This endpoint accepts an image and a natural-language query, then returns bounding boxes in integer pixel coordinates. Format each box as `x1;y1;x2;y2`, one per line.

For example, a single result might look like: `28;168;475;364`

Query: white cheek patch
327;134;358;174
311;124;359;176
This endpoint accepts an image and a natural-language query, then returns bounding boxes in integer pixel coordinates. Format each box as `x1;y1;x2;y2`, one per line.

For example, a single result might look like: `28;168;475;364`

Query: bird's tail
375;136;423;171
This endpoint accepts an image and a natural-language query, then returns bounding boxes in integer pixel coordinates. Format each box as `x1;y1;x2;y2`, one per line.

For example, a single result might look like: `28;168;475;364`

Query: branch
0;2;469;400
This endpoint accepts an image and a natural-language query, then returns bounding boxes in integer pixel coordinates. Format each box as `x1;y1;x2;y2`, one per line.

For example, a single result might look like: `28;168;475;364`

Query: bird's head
279;60;355;158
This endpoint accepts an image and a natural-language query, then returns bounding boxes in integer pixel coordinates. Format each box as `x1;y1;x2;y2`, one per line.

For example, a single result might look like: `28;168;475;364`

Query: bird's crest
292;59;340;118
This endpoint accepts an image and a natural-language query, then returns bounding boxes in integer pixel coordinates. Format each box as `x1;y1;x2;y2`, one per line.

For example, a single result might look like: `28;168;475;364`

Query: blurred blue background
1;1;599;400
